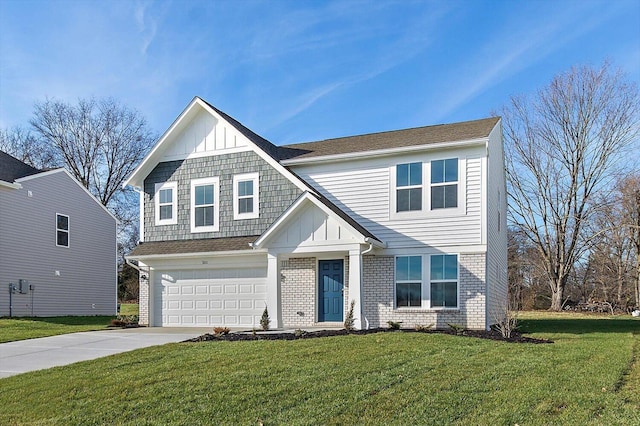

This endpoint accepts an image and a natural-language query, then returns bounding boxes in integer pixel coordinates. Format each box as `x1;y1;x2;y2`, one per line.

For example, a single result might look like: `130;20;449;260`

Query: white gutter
0;180;22;189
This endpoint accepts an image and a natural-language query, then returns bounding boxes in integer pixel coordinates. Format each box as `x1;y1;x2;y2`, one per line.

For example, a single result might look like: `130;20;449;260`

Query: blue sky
1;0;638;145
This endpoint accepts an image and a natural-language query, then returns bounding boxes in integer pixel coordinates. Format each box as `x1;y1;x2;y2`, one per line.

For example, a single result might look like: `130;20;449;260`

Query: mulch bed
186;328;552;344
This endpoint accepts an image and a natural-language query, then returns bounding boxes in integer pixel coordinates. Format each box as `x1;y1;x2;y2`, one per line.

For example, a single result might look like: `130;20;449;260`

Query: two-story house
0;151;117;317
125;97;507;330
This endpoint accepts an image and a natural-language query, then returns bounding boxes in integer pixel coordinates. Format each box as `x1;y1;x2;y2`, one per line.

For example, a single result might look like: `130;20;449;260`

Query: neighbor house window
154;182;177;225
56;213;69;247
233;173;259;220
191;177;219;233
396;162;422;212
430;254;458;308
430;158;458;209
396;256;422;307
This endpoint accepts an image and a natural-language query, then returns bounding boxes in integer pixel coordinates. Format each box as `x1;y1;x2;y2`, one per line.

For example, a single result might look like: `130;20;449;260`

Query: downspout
360;239;376;329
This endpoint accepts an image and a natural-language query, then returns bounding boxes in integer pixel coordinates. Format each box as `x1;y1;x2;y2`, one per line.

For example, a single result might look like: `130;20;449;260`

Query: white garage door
154;268;267;327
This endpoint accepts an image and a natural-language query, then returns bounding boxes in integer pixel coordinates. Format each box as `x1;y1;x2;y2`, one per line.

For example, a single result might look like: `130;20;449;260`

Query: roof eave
280;137;488;166
126;247;267;261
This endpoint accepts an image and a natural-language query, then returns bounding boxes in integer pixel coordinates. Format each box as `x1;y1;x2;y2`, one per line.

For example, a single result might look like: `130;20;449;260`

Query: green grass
0;316;113;343
0;314;638;425
118;303;139;316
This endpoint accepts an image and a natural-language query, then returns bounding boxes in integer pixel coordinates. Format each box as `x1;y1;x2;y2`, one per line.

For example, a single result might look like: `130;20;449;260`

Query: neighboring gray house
0;151;117;317
125;97;507;330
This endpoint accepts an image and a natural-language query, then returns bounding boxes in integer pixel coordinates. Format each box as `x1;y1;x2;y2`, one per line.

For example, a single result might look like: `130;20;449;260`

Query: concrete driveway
0;327;204;379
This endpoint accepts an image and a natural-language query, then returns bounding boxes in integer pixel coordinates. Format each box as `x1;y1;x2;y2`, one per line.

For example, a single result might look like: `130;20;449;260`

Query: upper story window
430;158;458;209
155;182;177;226
56;213;69;247
430;254;458;308
396;162;422;212
191;177;219;233
233;173;259;220
395;255;422;307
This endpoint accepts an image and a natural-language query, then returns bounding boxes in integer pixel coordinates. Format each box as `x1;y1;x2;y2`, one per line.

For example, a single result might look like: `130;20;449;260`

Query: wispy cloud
429;1;630;121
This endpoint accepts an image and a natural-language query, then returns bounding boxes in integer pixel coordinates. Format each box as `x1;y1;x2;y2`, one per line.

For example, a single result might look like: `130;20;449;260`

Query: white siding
161;109;248;160
291;146;486;249
485;121;508;324
269;202;361;250
0;171;117;316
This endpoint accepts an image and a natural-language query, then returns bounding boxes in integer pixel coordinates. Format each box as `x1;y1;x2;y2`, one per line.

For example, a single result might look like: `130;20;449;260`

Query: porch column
348;249;364;330
266;252;280;329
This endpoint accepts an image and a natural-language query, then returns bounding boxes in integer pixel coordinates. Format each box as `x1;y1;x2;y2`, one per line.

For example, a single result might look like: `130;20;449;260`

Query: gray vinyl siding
143;151;303;242
0;171;117;317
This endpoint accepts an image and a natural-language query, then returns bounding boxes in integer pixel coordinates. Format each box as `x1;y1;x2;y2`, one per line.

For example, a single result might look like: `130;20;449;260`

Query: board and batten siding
291;146;486;249
0;171;117;316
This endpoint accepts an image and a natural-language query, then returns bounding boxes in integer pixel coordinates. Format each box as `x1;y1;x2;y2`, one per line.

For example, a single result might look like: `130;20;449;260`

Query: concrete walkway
0;327;204;379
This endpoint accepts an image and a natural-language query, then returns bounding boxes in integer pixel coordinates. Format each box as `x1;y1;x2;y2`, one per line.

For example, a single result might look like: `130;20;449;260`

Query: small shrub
260;306;271;331
213;327;230;336
294;329;307;338
111;315;138;327
110;319;126;327
387;320;402;330
344;300;356;331
447;323;465;335
492;310;519;339
414;323;434;332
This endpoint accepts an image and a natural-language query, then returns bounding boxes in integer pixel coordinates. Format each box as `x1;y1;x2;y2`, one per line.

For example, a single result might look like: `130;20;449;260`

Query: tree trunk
550;278;565;311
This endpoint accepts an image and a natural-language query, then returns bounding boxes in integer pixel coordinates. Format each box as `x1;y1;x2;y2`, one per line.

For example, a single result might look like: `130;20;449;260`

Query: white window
395;162;422;212
430;158;458;209
191;177;219;233
56;213;69;247
154;182;177;226
233;173;259;220
430;254;458;308
395;255;422;307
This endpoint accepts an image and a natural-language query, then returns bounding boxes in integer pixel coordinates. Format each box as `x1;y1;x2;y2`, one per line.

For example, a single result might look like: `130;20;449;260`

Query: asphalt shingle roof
278;116;500;161
128;236;258;257
0;151;41;182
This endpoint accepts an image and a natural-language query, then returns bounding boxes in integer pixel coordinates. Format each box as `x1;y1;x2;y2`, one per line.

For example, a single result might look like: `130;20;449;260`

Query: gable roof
252;191;383;249
0;150;41;183
278;116;500;162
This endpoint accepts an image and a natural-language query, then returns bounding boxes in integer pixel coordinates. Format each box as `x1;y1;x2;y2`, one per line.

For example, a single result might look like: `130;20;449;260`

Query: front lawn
0;316;113;343
0;314;638;424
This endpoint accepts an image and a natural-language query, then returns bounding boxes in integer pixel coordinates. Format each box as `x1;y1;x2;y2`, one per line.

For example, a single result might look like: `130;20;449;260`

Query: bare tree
502;62;640;311
30;98;155;210
0;126;56;169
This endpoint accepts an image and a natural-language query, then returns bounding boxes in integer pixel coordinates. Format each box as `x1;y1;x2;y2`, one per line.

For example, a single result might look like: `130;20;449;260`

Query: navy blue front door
318;260;344;322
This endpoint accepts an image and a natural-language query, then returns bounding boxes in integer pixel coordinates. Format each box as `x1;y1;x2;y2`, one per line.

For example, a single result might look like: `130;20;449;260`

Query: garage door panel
154;270;267;327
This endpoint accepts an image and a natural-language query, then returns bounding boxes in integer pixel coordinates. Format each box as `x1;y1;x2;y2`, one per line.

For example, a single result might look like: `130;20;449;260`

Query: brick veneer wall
281;258;316;327
139;271;150;326
362;253;486;330
280;256;350;327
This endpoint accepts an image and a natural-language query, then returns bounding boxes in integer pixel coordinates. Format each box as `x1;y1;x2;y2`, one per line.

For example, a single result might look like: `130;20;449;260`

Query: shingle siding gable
143;151;302;242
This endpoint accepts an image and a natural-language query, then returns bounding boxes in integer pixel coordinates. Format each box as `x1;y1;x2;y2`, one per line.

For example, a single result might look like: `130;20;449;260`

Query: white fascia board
281;137;488;166
124;96;203;189
0;180;21;189
126;248;266;261
16;168;118;223
253;192;371;249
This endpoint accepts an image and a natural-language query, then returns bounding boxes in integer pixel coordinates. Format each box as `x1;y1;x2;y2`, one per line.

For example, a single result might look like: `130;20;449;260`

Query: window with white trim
395;255;422;307
430;158;458;209
430;254;458;308
396;162;422;212
233;173;259;220
191;177;219;233
154;182;177;225
56;213;69;247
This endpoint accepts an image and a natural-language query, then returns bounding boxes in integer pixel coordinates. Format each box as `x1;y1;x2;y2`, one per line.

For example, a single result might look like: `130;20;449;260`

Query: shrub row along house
125;97;507;330
0;151;117;317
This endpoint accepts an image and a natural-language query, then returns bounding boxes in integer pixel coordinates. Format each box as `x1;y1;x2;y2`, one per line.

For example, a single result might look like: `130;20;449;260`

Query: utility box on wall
18;279;29;294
